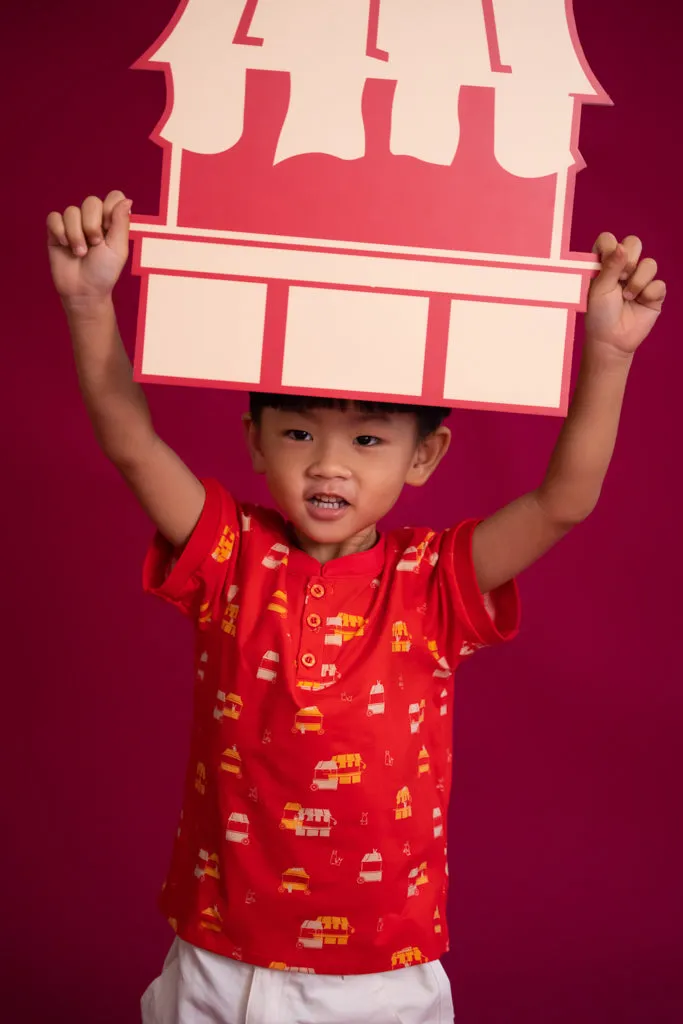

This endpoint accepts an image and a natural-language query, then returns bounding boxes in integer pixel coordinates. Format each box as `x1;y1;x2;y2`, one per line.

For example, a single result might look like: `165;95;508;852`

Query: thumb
105;198;132;255
592;243;628;293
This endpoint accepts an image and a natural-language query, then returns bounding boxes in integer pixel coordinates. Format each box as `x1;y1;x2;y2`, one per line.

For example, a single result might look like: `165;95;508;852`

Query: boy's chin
297;516;354;541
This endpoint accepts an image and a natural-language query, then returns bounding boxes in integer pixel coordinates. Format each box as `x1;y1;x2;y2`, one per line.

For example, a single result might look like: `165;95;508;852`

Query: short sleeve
143;478;240;621
436;519;520;659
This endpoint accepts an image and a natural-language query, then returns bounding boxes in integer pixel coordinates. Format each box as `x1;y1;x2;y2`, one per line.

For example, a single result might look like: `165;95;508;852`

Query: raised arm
472;234;666;594
47;191;205;546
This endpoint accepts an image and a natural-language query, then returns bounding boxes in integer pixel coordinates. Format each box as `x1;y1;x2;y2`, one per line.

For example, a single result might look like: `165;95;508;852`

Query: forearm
537;339;633;525
472;233;664;593
65;296;155;464
473;342;633;592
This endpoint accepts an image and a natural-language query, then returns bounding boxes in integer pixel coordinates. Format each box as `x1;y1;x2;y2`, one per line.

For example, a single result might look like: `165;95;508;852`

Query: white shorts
141;938;455;1024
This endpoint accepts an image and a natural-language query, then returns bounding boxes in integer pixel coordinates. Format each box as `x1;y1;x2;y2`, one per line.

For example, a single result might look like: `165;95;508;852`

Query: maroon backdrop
3;3;682;1021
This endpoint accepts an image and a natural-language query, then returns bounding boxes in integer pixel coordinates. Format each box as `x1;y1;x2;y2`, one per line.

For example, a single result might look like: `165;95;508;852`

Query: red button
301;653;317;669
307;613;322;629
310;583;325;599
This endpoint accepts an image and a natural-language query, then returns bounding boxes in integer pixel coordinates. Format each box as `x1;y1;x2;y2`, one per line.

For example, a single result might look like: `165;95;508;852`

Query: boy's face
245;405;450;553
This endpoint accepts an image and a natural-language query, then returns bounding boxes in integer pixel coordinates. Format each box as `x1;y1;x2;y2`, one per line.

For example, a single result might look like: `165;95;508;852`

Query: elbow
535;488;597;533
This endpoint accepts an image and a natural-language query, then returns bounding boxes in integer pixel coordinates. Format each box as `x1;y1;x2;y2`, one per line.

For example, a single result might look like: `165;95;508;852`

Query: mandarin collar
285;532;387;578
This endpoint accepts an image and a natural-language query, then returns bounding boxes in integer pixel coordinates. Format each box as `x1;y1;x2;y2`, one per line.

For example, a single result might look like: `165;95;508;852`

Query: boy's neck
291;523;379;565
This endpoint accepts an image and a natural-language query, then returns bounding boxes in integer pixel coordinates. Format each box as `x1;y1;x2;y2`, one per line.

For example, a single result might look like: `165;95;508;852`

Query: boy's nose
308;443;352;479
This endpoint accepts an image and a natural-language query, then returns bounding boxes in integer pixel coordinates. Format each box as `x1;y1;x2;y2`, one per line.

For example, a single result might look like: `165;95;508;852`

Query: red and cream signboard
131;0;609;415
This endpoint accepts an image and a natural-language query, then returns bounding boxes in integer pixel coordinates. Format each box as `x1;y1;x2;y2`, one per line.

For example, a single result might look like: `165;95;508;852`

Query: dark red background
3;2;682;1021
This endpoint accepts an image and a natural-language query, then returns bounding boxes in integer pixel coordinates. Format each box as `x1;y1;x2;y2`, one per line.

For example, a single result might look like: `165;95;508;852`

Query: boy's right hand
47;190;132;306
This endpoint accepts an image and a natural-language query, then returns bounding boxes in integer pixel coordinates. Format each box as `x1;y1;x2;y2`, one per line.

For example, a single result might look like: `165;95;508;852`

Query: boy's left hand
585;233;667;356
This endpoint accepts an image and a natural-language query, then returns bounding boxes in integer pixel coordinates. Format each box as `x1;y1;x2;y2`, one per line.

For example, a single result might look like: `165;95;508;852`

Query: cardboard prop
130;1;609;415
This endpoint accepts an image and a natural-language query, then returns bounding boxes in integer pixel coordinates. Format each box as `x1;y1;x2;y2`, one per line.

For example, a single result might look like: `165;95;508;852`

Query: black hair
248;393;451;439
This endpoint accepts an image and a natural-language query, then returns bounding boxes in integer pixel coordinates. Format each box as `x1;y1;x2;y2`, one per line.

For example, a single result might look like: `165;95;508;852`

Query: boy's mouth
307;494;350;511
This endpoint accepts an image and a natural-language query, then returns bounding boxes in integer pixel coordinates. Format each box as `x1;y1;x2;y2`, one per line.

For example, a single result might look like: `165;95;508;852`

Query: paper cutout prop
130;1;610;415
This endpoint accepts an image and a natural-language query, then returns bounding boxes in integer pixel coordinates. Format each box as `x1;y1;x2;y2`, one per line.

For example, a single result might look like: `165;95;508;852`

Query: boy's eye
285;429;313;441
355;435;382;447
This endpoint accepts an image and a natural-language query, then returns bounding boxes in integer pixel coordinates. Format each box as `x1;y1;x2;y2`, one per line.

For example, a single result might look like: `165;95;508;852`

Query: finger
46;211;68;248
635;278;666;310
623;257;657;300
81;195;104;246
105;196;133;254
619;235;643;281
103;190;127;233
592;240;629;292
592;231;618;259
63;205;88;256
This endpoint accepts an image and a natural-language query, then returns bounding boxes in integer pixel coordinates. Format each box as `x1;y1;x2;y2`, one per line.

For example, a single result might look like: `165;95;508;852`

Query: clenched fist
586;233;666;357
47;190;132;304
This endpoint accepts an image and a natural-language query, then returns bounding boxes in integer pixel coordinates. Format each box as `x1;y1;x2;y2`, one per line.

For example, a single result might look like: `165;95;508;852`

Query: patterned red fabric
144;478;520;974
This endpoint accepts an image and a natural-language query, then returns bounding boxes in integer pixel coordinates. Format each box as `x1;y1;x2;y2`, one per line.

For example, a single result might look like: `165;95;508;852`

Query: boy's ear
405;426;451;488
243;413;267;474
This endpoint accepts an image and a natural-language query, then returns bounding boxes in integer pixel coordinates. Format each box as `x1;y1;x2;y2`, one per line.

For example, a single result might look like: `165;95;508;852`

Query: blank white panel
444;300;569;408
142;274;267;382
140;237;584;305
282;288;429;395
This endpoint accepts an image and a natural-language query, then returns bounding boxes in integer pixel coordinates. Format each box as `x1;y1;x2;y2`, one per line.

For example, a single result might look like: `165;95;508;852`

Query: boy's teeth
310;496;346;508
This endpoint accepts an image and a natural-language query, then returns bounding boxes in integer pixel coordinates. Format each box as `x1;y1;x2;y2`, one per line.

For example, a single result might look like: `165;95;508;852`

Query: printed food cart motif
407;861;429;898
279;866;312;895
324;614;367;646
221;593;240;636
256;650;279;683
280;802;304;831
261;543;289;570
194;848;221;881
358;850;383;884
132;1;609;415
427;639;452;680
409;700;426;734
267;589;288;617
280;803;338;838
396;534;437;573
418;746;430;777
460;640;481;658
439;687;448;717
395;786;412;821
434;907;442;934
225;811;250;845
215;691;243;721
297;665;337;692
194;761;207;795
200;905;223;932
311;753;366;791
211;525;235;564
220;744;243;778
391;946;429;970
367;681;385;717
391;621;412;653
297;916;355;950
269;962;316;974
293;706;325;735
433;807;444;838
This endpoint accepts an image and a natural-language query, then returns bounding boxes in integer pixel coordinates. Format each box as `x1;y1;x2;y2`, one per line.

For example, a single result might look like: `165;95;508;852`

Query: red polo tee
144;478;520;974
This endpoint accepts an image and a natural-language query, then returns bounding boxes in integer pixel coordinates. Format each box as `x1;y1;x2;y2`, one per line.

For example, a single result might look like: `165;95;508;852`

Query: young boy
47;191;665;1024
